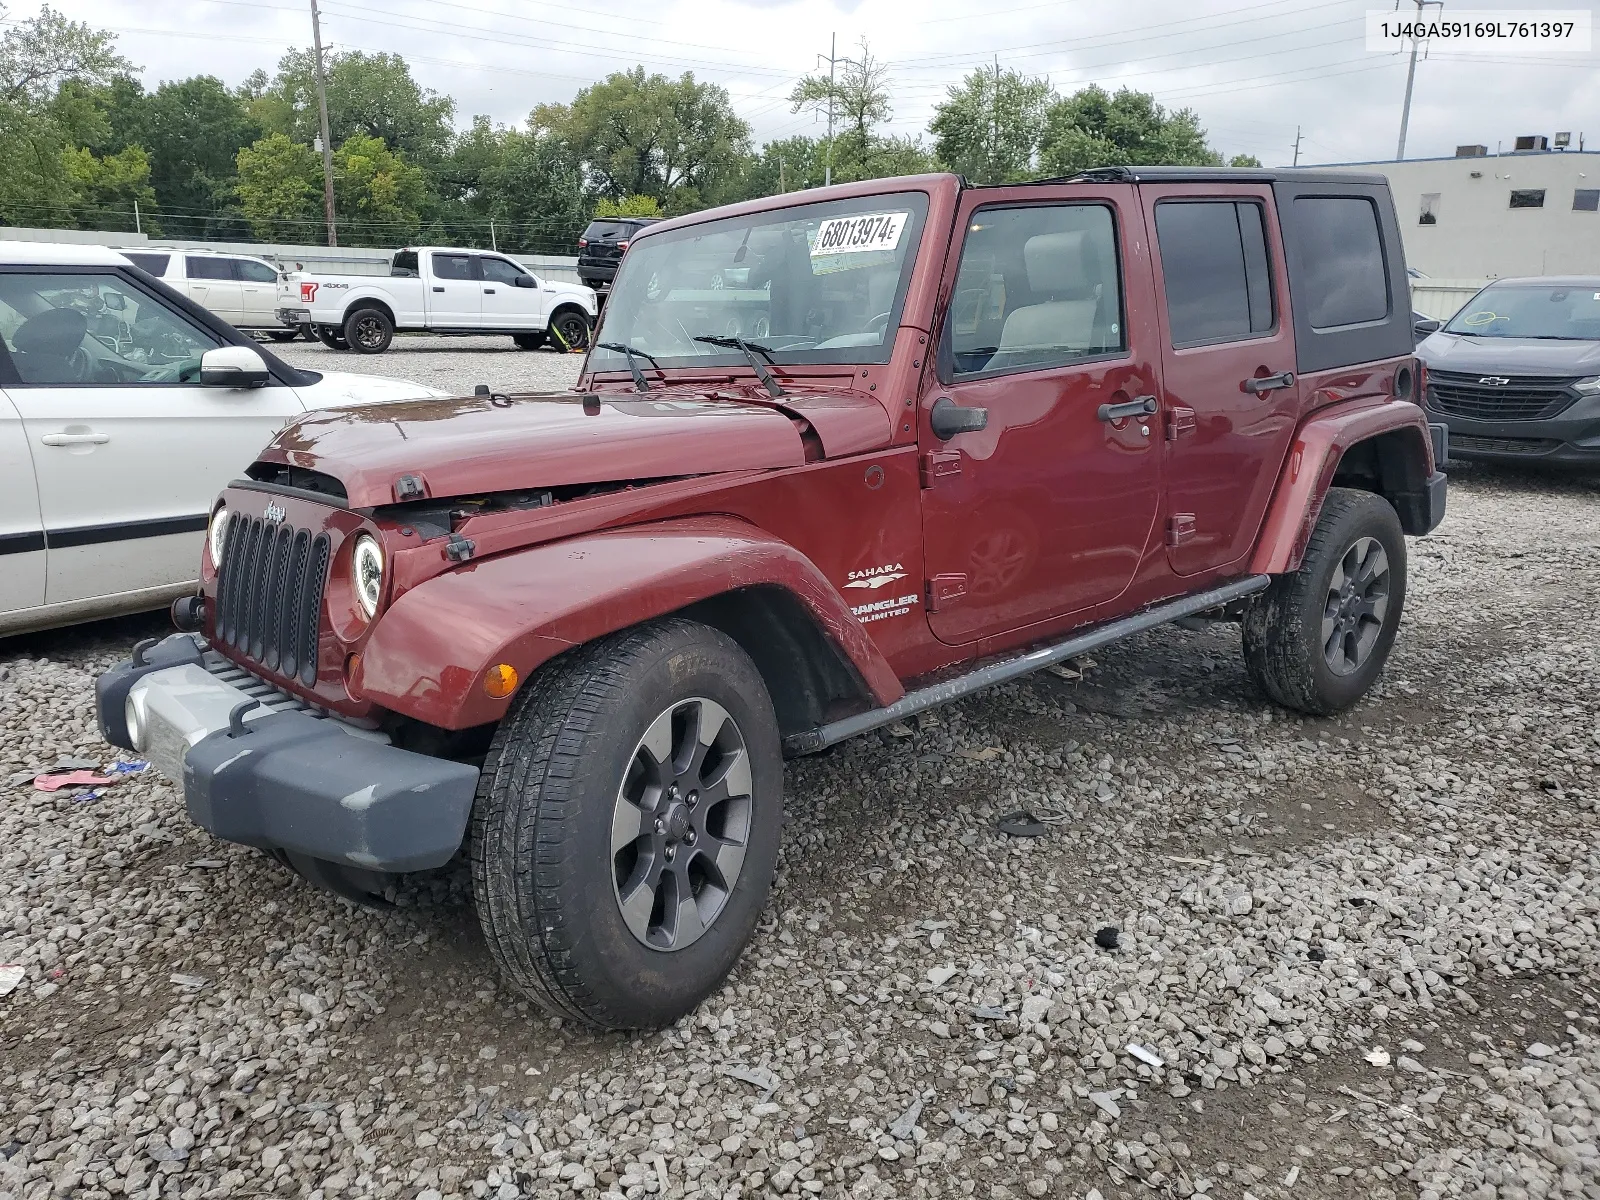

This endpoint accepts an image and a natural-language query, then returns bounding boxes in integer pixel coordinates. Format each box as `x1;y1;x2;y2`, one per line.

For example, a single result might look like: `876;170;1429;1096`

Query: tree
62;144;157;232
0;5;129;107
534;68;750;210
130;76;260;237
595;195;662;218
334;132;427;241
235;132;321;240
930;66;1054;184
1229;153;1263;167
250;49;454;165
1038;85;1219;178
480;129;585;253
789;39;892;182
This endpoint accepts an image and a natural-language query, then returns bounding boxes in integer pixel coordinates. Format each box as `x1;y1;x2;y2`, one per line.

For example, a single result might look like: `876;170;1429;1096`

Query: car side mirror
513;275;536;288
1413;316;1442;340
200;345;271;389
929;396;989;440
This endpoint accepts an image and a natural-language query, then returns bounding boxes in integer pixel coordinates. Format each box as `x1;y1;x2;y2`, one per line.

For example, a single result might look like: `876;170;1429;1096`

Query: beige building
1304;145;1600;281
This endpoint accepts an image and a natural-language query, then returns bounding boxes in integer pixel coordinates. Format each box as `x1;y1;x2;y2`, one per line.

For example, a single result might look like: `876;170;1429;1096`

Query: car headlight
207;507;230;569
352;535;384;618
1574;377;1600;394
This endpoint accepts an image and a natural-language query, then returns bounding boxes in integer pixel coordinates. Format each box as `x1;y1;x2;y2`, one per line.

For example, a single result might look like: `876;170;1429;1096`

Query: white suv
120;248;295;337
0;241;446;636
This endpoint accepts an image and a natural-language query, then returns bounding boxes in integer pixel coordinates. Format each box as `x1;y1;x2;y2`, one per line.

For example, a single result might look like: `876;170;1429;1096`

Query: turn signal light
484;663;519;699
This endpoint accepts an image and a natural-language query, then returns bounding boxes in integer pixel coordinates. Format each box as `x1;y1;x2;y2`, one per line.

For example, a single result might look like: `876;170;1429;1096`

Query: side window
237;260;278;284
0;271;221;386
124;252;170;276
948;203;1125;378
186;256;232;280
479;256;526;285
1291;196;1390;329
1154;200;1275;347
432;253;474;281
392;249;419;277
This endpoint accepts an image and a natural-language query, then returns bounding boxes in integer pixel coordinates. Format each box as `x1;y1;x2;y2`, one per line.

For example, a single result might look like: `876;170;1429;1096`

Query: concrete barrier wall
0;226;582;284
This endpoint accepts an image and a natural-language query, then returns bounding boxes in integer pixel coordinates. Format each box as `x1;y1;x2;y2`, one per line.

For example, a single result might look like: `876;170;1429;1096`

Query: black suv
577;217;661;292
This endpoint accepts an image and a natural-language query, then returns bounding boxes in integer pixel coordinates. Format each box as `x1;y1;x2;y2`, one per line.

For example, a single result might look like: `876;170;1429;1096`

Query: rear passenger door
235;259;281;327
1141;185;1300;577
428;252;482;327
185;256;244;325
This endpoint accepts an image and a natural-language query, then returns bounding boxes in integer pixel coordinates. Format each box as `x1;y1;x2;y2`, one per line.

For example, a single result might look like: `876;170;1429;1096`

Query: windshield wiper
594;341;660;392
693;335;786;398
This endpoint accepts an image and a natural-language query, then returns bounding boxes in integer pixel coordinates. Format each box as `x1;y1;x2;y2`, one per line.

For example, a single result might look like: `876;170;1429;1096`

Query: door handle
484;288;496;294
42;432;110;446
929;396;988;440
432;286;445;293
1243;371;1295;394
1097;395;1158;422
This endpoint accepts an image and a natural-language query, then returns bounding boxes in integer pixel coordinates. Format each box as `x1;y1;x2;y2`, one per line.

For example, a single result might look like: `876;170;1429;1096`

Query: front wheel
470;619;782;1030
1243;487;1408;715
343;307;394;354
547;309;590;353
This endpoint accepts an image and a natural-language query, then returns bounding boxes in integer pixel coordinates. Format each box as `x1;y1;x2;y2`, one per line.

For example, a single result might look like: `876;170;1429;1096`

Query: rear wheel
1243;487;1407;715
470;618;782;1029
548;308;590;353
314;327;349;350
513;332;546;351
343;307;394;354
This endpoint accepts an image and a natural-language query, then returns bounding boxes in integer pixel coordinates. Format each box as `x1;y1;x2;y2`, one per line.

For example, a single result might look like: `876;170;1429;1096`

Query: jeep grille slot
217;515;330;686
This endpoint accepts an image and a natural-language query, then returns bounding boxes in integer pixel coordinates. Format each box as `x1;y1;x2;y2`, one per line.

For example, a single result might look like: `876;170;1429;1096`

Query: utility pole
991;55;1000;181
1292;126;1302;168
308;0;338;246
490;218;497;251
1395;0;1444;161
133;198;141;234
778;157;786;193
825;33;836;187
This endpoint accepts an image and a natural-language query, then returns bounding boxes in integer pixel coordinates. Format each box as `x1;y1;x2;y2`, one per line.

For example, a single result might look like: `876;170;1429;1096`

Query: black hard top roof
980;165;1391;187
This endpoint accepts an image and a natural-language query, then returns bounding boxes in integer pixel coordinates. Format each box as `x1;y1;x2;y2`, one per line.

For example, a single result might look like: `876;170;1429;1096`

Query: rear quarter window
124;252;170;276
1292;196;1389;328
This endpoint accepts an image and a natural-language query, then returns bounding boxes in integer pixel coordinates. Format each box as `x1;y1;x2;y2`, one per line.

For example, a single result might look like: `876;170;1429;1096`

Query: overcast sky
25;0;1600;167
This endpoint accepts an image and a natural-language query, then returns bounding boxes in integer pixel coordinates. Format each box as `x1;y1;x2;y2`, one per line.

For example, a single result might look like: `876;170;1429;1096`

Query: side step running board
783;575;1271;756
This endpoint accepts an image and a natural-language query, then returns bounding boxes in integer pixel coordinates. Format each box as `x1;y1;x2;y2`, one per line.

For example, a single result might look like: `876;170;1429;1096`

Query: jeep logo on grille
263;502;286;523
1478;376;1511;386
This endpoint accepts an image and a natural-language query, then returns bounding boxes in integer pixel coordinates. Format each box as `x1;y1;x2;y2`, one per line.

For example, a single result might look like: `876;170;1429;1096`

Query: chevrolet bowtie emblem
1477;376;1511;386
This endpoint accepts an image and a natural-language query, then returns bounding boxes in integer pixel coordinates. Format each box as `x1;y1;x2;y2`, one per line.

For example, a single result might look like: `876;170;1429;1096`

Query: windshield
592;190;930;370
1444;283;1600;339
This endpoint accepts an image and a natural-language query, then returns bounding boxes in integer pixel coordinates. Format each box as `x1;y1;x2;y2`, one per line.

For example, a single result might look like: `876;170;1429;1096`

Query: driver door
0;268;303;606
478;255;545;330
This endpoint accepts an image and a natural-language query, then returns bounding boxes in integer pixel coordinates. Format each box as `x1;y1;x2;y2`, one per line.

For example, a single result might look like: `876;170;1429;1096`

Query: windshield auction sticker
811;212;910;256
1366;9;1590;51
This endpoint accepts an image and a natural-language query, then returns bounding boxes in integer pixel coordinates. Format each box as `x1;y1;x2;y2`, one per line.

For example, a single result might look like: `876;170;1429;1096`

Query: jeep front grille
1425;370;1580;421
215;515;330;686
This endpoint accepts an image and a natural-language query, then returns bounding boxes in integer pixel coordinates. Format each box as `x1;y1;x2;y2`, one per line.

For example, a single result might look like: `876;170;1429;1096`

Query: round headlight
207;506;230;569
352;535;384;618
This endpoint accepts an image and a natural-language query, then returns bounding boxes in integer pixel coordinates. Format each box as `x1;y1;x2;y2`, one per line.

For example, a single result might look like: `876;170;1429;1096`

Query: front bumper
96;634;478;873
1426;392;1600;464
277;307;311;326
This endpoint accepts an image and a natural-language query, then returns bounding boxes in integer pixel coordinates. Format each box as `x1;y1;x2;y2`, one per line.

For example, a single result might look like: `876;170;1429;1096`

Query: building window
1419;193;1440;224
1509;189;1546;209
1575;189;1600;212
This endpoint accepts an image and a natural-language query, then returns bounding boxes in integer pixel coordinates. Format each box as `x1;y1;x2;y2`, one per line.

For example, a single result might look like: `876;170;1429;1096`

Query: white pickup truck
275;246;598;354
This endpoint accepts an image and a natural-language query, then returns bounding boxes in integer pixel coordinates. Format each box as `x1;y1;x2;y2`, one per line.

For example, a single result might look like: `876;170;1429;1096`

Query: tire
299;327;318;342
471;618;783;1030
314;327;349;350
513;332;546;351
266;329;298;342
1243;486;1408;715
343;307;394;354
547;308;590;353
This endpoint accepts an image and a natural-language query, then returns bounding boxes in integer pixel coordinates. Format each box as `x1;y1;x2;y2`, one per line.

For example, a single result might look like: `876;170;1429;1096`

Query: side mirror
1413;316;1442;340
929;396;989;440
200;345;271;389
513;274;536;288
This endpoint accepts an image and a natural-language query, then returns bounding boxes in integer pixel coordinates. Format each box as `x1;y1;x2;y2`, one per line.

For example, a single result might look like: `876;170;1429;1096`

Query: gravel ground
271;335;586;395
2;462;1598;1200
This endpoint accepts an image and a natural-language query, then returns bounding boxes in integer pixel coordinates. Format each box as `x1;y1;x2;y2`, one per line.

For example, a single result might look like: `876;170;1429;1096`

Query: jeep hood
261;387;891;508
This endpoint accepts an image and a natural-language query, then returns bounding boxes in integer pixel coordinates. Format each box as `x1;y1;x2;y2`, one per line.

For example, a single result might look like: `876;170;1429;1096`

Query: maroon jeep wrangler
98;168;1446;1030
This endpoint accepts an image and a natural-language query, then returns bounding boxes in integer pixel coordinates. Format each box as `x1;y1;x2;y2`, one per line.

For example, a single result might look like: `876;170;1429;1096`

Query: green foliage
1039;85;1220;178
127;76;261;237
62;143;157;233
0;99;75;226
482;129;585;252
930;67;1054;184
536;67;750;208
334;132;427;240
235;132;321;241
1230;153;1264;167
789;39;891;147
594;195;662;218
0;5;130;106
